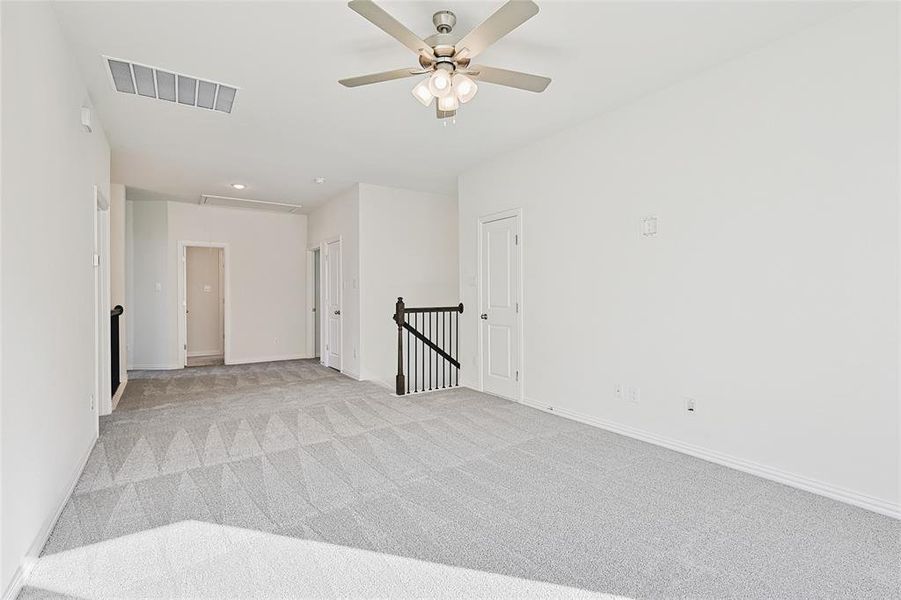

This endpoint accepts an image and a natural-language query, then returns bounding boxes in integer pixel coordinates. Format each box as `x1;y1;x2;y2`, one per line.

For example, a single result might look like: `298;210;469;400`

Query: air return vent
200;195;302;214
104;56;238;114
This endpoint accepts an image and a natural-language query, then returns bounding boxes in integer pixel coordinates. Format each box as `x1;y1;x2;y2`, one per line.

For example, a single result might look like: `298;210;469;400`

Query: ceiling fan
339;0;551;119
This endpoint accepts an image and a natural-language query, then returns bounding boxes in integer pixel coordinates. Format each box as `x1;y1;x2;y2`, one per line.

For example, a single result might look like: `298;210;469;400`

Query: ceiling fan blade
468;65;550;92
339;68;421;87
348;0;435;60
453;0;539;60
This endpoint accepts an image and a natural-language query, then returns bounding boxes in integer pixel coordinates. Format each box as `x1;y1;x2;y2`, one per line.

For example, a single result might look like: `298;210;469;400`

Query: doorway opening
179;243;228;367
324;239;342;371
314;249;322;359
306;247;322;359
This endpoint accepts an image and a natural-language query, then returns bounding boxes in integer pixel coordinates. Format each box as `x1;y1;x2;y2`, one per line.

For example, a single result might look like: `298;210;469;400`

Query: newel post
395;297;405;395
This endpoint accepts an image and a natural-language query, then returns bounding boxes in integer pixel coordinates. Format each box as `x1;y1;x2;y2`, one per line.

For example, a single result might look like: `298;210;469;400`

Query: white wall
168;202;307;365
307;186;362;378
0;1;110;593
127;197;308;368
126;199;171;368
459;6;899;515
358;184;458;386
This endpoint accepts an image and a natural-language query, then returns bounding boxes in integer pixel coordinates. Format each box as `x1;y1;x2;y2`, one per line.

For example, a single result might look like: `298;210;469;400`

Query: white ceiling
54;1;851;211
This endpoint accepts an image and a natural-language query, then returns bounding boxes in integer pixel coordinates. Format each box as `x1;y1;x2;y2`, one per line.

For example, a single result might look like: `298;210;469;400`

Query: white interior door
480;214;520;399
326;240;342;370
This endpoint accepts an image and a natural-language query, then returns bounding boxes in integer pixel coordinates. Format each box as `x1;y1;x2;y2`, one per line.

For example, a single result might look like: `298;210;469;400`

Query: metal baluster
434;311;438;389
406;321;410;394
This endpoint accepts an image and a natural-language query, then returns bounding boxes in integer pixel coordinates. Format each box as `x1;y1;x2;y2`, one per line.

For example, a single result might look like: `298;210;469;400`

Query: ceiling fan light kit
339;0;551;119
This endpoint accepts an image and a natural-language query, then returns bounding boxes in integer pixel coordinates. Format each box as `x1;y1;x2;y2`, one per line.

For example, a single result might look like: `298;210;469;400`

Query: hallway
17;361;899;599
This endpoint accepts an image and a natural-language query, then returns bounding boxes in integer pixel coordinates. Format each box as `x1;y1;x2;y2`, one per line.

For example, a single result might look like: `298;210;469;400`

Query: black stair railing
393;297;463;395
111;304;124;398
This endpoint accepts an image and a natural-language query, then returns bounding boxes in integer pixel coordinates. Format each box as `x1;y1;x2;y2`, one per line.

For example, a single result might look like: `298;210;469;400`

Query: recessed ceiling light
314;177;326;185
231;183;246;190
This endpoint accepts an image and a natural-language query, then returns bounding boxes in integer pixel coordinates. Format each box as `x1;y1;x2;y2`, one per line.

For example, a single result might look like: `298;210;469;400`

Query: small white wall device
81;106;93;133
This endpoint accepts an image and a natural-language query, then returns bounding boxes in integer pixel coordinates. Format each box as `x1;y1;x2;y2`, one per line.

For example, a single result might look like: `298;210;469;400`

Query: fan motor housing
432;10;456;33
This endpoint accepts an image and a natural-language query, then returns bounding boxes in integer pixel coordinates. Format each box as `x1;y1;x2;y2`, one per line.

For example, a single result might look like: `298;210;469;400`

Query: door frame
178;241;231;367
93;185;111;421
306;244;322;358
321;236;343;371
305;245;322;359
477;208;524;402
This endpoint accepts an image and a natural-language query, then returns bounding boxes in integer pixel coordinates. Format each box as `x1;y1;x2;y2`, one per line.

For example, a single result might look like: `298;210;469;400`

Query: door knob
480;313;488;320
334;310;341;315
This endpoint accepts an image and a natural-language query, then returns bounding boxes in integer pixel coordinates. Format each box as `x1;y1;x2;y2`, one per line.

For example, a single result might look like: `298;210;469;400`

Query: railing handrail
401;304;464;314
393;297;463;396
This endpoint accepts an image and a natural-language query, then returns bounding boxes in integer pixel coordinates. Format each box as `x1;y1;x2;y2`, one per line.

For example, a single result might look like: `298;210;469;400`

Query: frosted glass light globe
428;69;453;97
453;74;478;104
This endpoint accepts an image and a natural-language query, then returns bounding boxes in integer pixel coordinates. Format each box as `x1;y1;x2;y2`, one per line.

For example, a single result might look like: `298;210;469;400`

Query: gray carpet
18;360;900;599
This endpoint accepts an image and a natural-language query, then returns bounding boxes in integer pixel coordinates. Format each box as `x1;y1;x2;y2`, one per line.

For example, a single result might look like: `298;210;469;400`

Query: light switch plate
641;216;658;237
628;386;640;403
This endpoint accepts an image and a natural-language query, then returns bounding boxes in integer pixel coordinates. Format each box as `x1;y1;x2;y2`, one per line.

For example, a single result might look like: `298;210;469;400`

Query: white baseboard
341;369;362;381
225;353;308;366
111;376;127;411
128;363;181;370
1;559;33;600
187;350;223;358
2;435;97;600
515;396;900;520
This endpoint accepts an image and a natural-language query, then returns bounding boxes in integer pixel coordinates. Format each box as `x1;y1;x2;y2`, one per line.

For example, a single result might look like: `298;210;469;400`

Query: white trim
226;353;308;366
187;350;224;358
1;558;33;600
178;241;230;368
129;363;181;371
477;208;524;402
322;237;343;373
305;246;322;359
111;376;127;411
340;369;362;381
1;437;97;600
94;185;112;419
513;394;901;520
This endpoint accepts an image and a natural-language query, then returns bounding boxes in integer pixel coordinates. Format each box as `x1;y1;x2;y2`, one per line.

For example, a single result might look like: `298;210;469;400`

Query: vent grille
104;56;238;114
200;195;302;214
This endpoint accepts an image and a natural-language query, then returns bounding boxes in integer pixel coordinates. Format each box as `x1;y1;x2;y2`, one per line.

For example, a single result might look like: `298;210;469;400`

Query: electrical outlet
89;394;95;410
614;384;624;401
627;386;640;403
685;397;697;414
